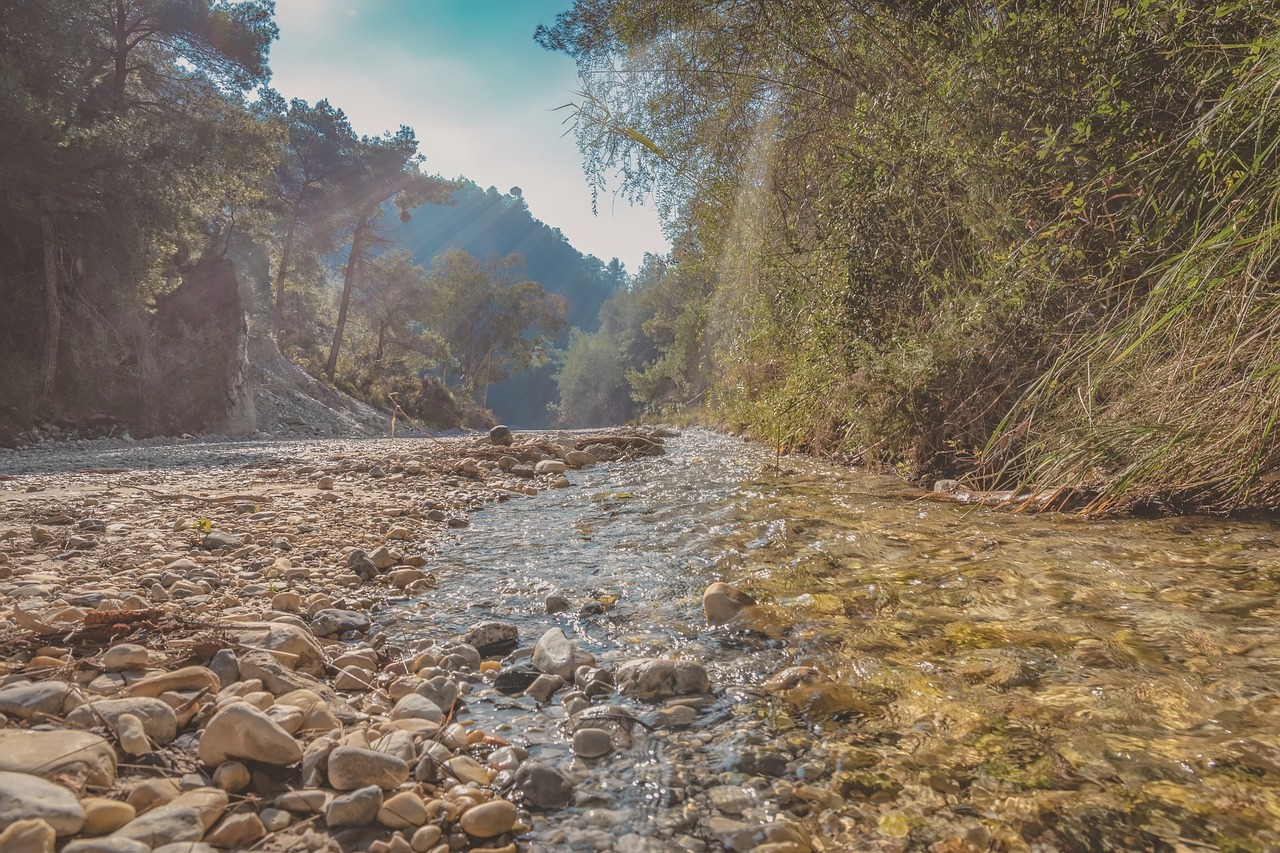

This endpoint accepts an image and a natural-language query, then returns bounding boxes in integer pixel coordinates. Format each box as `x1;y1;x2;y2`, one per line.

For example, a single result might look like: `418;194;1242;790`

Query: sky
268;0;669;273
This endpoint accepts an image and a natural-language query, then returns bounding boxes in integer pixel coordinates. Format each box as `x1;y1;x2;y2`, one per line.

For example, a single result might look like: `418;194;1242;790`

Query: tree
428;249;567;404
323;127;455;380
354;250;431;363
268;97;359;339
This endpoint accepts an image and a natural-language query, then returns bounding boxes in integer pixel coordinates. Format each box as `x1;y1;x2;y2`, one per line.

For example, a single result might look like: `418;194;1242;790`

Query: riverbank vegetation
539;0;1280;513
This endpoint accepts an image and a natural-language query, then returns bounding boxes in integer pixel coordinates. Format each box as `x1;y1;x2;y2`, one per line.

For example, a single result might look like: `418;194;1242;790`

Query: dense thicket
540;0;1280;512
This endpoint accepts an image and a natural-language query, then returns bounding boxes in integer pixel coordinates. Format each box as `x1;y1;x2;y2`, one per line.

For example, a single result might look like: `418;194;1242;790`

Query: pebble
571;727;613;758
62;839;152;853
101;644;149;672
514;762;574;810
79;798;135;836
458;798;517;838
66;697;177;743
325;785;382;827
326;746;410;790
203;811;266;847
532;628;596;680
113;804;205;847
377;791;429;828
0;730;116;788
0;818;56;853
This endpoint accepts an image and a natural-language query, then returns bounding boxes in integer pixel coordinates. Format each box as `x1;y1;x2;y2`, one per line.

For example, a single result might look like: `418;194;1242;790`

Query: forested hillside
0;0;609;440
539;0;1280;513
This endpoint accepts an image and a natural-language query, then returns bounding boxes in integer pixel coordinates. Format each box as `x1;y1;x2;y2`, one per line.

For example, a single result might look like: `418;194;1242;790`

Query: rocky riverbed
0;427;795;853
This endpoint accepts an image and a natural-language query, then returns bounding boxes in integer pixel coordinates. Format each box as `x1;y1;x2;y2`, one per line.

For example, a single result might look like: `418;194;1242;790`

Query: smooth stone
62;839;151;853
124;778;180;813
0;681;82;720
0;771;85;835
333;666;374;691
153;845;217;853
703;582;757;626
462;621;519;655
489;425;513;446
443;755;490;786
310;609;369;638
324;785;382;827
390;693;443;725
544;593;571;614
198;702;302;767
275;789;329;814
531;628;595;680
459;799;516;838
113;804;204;847
326;746;409;791
0;730;116;788
168;788;229;830
229;623;326;675
119;666;220;698
615;658;710;701
534;459;566;475
564;450;596;468
80;798;135;836
0;818;55;853
115;714;150;756
571;727;613;759
202;531;241;549
208;650;238;688
377;791;428;829
413;678;457;713
410;824;443;852
513;762;573;810
212;761;251;793
66;697;177;743
259;807;292;831
524;673;565;703
101;644;149;673
204;811;265;848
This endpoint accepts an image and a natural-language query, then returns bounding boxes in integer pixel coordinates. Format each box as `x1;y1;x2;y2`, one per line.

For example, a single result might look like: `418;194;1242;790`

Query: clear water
384;430;1280;852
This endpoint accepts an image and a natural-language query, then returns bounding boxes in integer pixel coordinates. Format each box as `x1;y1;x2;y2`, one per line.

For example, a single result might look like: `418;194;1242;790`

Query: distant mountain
389;182;627;426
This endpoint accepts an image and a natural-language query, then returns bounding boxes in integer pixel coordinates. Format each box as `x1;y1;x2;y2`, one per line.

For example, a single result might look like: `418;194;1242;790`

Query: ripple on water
382;430;1280;852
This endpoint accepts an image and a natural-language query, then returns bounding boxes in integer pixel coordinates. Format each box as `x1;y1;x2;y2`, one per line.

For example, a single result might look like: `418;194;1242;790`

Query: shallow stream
381;429;1280;852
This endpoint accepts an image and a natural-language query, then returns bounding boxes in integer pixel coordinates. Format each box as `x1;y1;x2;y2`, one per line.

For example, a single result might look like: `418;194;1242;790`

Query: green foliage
540;0;1280;511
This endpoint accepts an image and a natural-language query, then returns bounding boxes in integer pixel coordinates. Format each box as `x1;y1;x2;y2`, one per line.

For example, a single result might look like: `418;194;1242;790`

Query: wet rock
0;771;85;835
545;593;571;614
524;673;565;703
198;702;302;767
708;816;810;852
325;785;382;827
703;582;756;626
459;798;516;838
493;663;542;696
0;730;116;787
514;762;574;810
572;727;613;758
463;621;519;656
532;628;596;680
66;697;177;744
615;658;710;700
326;746;409;790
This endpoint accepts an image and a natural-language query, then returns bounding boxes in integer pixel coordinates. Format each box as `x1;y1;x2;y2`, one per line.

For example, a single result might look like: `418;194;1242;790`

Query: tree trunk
112;0;129;114
272;205;299;340
325;214;368;380
375;320;388;361
40;214;61;399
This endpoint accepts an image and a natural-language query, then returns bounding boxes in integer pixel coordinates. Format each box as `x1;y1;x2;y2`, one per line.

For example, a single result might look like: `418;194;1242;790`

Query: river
376;428;1280;852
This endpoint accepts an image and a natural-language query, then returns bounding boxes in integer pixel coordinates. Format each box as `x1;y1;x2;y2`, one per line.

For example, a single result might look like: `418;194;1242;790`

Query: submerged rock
615;658;710;700
703;581;756;626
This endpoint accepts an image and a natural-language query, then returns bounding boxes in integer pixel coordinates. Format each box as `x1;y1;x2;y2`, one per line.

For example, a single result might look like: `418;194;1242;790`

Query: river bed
385;429;1280;852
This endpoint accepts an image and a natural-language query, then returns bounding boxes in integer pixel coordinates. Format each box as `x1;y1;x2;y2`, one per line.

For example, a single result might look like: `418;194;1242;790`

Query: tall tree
268;97;359;339
323;127;454;381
